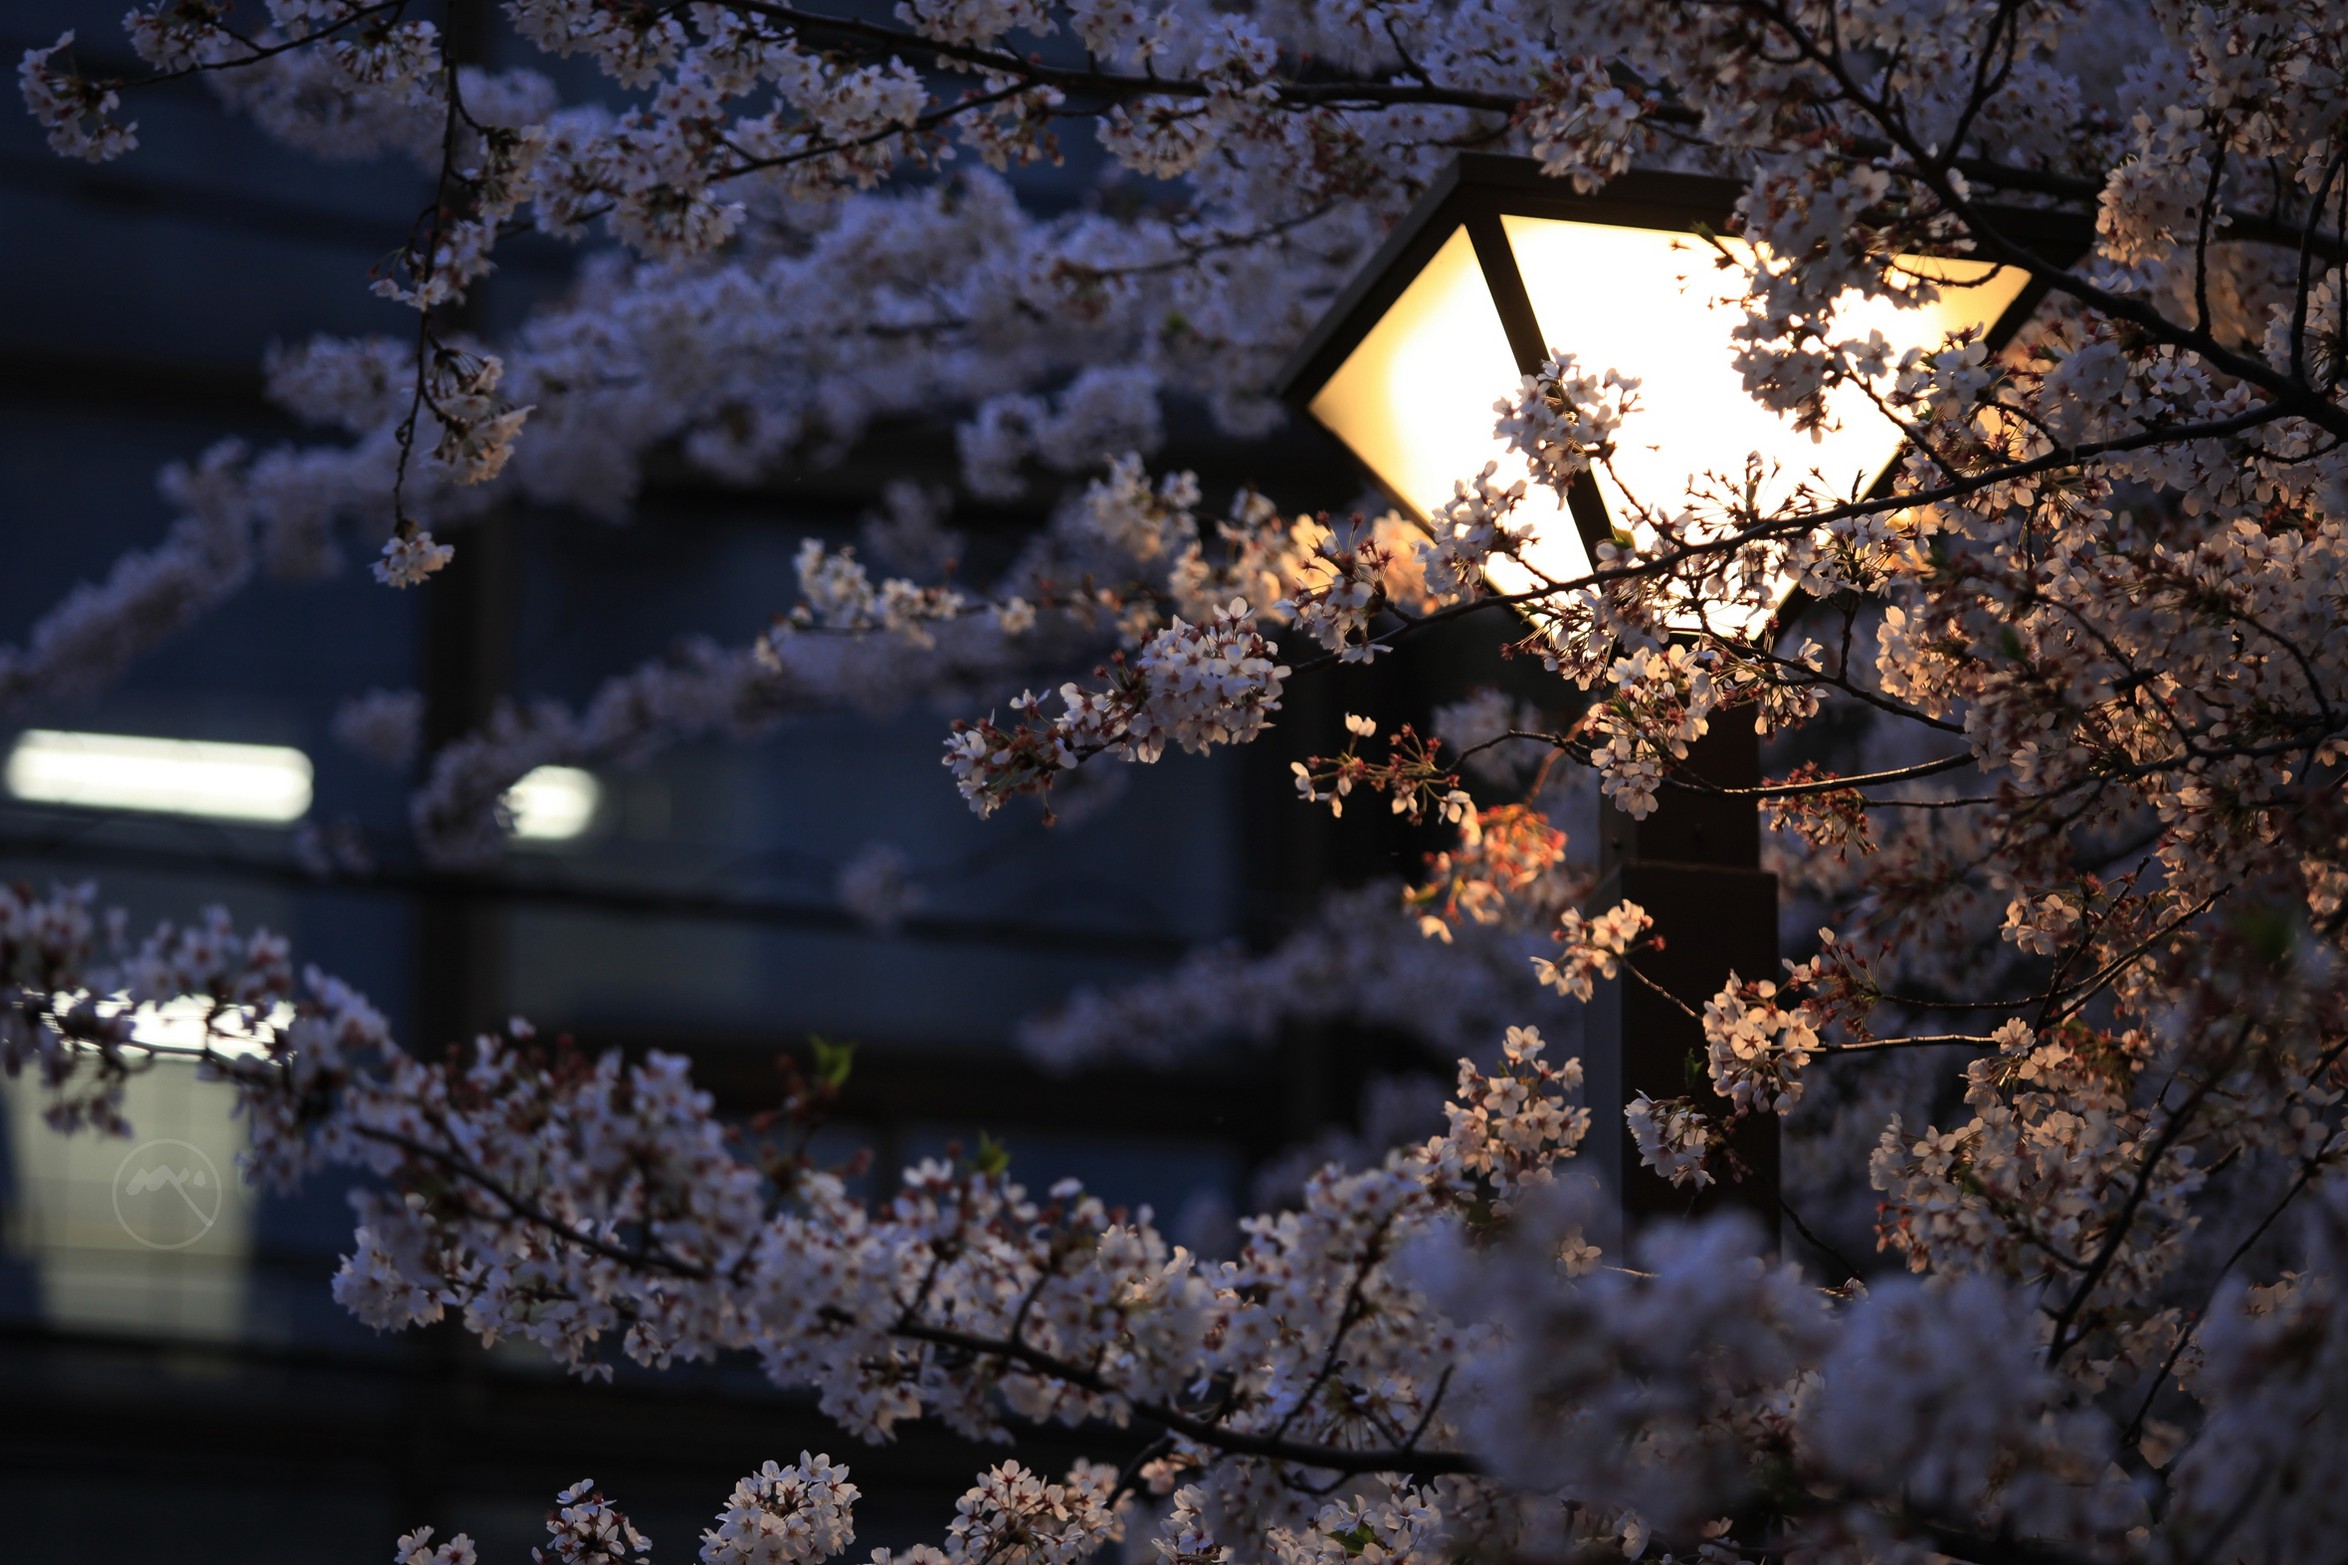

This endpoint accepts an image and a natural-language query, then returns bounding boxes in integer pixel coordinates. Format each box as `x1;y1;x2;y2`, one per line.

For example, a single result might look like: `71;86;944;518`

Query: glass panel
5;1062;255;1340
1502;215;2031;635
1308;225;1590;582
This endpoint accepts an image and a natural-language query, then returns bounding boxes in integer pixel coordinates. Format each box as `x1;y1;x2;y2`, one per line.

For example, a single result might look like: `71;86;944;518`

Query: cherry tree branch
882;1315;1482;1477
347;1109;1485;1478
1734;0;2348;439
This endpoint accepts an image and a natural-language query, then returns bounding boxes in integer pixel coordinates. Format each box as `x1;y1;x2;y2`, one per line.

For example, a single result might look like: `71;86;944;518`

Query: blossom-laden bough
18;878;2324;1565
12;2;2348;1564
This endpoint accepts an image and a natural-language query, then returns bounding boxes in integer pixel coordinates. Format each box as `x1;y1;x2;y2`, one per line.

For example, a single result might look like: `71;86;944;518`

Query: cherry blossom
11;3;2348;1563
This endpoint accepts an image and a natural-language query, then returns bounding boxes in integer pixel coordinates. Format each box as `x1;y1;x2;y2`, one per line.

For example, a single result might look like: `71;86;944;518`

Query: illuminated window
3;1059;254;1341
5;730;312;823
506;765;603;841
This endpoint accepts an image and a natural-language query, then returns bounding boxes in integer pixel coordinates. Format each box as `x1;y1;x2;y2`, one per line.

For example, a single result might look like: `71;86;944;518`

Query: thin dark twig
883;1316;1481;1476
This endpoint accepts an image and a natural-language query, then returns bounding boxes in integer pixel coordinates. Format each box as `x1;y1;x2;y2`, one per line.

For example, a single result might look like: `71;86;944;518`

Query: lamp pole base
1581;715;1780;1250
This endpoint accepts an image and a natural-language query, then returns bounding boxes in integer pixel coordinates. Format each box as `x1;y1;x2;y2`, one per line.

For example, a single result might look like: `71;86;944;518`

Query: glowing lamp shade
5;730;312;823
1281;158;2067;638
1496;219;2028;604
505;765;602;841
1304;224;1576;547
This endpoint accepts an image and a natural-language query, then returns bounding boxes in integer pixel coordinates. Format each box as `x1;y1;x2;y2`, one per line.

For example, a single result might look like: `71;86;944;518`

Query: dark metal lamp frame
1275;153;2083;555
1273;154;2088;1249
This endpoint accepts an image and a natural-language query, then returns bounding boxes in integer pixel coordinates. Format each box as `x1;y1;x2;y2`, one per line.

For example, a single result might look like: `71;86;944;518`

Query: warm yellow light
1307;225;1592;582
1498;217;2029;631
4;730;312;823
1300;212;2029;639
505;765;601;841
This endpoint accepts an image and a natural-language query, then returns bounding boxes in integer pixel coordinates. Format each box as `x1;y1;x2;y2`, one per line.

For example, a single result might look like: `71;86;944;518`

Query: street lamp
1274;155;2069;1241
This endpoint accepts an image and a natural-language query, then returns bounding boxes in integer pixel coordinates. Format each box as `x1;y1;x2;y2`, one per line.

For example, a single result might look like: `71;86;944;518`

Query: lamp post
1274;155;2067;1241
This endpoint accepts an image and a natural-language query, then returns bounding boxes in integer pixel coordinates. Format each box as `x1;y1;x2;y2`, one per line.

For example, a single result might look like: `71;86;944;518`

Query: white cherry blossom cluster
1420;1024;1591;1207
1701;974;1822;1116
396;1527;479;1565
0;441;256;712
942;600;1287;817
1623;1094;1716;1191
1531;900;1651;1002
333;687;427;771
1496;355;1640;494
1866;1010;2226;1381
2001;891;2084;958
540;1479;654;1565
1522;56;1652;191
20;33;139;160
1280;533;1405;665
1150;1487;1225;1565
16;4;2348;1563
374;529;456;588
12;873;2348;1565
1071;455;1203;566
778;540;974;649
701;1454;858;1565
1585;643;1719;818
945;1462;1119;1565
1415;466;1535;603
416;350;536;488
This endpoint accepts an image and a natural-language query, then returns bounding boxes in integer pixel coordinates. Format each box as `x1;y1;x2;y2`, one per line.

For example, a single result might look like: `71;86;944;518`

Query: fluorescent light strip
5;730;312;823
506;765;601;841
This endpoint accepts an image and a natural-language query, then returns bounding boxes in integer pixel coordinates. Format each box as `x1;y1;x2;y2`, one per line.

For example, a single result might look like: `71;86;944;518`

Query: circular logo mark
111;1139;228;1250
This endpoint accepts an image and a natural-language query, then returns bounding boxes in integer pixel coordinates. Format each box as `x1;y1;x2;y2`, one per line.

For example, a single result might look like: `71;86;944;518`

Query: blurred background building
0;5;1552;1560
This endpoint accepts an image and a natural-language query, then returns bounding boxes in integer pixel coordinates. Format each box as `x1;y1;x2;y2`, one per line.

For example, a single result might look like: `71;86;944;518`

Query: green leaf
810;1035;857;1089
973;1131;1012;1177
